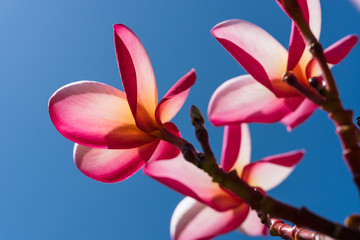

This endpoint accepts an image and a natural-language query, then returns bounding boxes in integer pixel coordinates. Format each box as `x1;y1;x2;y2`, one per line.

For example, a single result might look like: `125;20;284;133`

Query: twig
277;0;360;192
158;106;360;239
190;105;216;164
282;71;326;105
258;212;336;240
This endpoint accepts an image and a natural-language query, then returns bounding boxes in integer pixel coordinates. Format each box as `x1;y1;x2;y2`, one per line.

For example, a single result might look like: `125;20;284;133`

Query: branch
258;212;336;240
282;71;326;105
190;105;217;164
159;106;360;239
278;0;360;192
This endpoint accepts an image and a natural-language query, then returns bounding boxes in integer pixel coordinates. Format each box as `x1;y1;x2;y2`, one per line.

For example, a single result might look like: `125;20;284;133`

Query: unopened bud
190;105;204;125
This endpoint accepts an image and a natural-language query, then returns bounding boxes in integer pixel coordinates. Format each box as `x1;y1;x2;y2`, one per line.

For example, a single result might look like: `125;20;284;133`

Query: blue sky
1;0;360;239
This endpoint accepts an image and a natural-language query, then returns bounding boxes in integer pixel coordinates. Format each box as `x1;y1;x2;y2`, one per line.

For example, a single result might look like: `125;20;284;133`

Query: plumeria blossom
208;0;358;130
144;124;304;239
49;24;196;183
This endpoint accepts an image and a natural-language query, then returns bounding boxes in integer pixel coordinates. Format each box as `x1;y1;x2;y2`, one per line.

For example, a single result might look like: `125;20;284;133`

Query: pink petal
74;141;159;183
306;35;358;78
296;0;322;69
155;69;196;124
323;34;358;64
287;23;305;71
280;98;318;131
221;124;251;176
307;0;322;40
212;19;289;92
170;197;249;240
241;150;304;191
49;81;155;149
305;59;329;79
280;0;321;70
286;0;309;70
114;24;158;132
237;209;267;236
207;75;303;126
144;154;241;211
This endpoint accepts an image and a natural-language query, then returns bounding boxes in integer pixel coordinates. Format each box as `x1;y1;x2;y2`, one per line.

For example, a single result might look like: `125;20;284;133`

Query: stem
283;71;326;105
258;213;336;240
190;105;217;163
279;0;360;192
163;106;360;239
277;0;337;96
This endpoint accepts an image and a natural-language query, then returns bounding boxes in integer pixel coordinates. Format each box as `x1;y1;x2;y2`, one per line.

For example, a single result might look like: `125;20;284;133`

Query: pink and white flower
49;24;196;183
208;0;357;130
144;124;304;239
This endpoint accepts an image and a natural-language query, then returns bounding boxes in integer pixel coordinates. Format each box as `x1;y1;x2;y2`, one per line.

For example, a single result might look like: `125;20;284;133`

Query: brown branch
159;106;360;239
283;71;326;105
277;0;360;192
190;105;216;164
258;212;336;240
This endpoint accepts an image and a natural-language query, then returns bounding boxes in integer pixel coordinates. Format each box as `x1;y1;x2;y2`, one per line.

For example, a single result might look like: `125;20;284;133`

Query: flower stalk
258;212;336;240
282;71;326;105
166;106;360;239
278;0;360;191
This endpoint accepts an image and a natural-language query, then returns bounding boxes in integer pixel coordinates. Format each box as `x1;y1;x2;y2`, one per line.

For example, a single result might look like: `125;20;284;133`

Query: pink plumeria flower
208;0;358;130
49;24;196;183
144;124;304;239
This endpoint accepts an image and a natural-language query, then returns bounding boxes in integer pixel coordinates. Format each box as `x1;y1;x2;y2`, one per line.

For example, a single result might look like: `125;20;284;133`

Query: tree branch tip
190;105;204;125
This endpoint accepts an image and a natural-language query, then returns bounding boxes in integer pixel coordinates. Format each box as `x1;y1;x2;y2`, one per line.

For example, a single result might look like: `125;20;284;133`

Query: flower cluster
49;24;195;183
208;0;357;131
144;124;304;239
48;0;357;239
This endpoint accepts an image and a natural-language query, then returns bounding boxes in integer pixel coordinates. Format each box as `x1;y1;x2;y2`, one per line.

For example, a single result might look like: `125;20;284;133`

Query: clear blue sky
1;0;359;239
